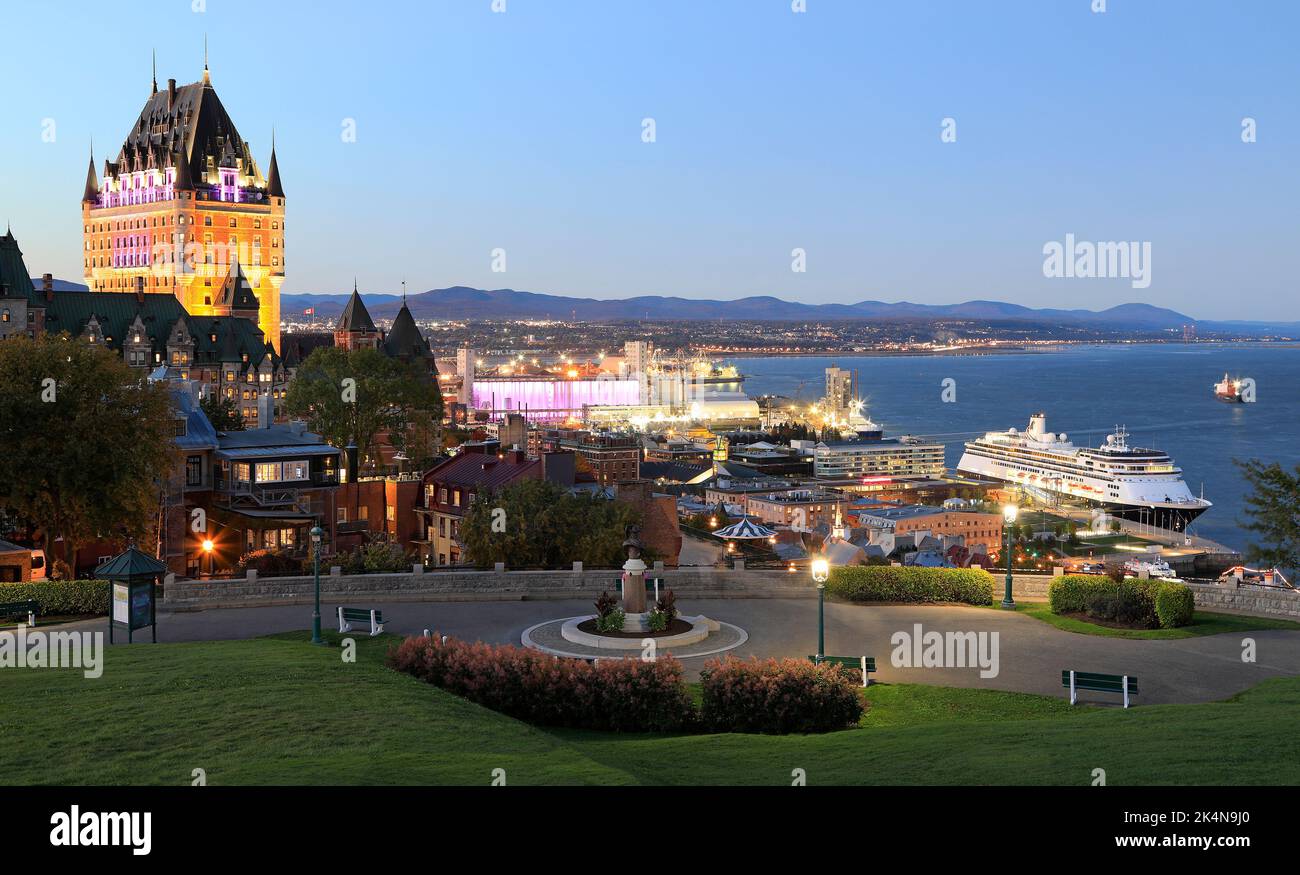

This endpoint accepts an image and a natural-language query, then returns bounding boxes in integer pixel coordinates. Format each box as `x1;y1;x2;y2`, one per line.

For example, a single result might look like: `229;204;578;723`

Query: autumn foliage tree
0;333;175;576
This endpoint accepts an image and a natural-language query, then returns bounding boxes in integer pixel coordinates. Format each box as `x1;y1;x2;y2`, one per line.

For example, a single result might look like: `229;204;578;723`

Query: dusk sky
1;0;1296;320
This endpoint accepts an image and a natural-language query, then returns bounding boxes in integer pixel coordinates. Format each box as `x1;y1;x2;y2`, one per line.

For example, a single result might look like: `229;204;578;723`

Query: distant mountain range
36;279;1299;335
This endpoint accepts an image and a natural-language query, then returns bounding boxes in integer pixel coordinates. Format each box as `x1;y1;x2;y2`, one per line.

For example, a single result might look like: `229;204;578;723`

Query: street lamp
310;525;324;645
201;538;214;578
811;557;830;660
1001;504;1018;609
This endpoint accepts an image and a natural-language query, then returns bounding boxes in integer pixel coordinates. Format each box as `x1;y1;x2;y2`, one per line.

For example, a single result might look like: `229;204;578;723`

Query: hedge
700;657;864;734
388;635;696;732
825;566;994;606
389;636;866;735
0;580;112;617
1048;574;1194;629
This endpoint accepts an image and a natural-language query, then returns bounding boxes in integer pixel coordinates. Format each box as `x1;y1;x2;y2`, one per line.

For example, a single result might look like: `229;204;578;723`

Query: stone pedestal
622;557;648;613
621;611;651;633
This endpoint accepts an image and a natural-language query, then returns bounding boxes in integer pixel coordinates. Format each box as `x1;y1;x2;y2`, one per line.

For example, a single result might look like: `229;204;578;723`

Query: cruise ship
957;413;1211;531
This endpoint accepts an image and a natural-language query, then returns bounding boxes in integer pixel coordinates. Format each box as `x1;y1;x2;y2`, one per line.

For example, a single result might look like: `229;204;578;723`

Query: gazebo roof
94;545;169;580
714;516;777;540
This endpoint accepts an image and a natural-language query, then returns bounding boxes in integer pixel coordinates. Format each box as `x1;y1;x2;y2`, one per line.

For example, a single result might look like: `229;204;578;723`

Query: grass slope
2;632;1297;785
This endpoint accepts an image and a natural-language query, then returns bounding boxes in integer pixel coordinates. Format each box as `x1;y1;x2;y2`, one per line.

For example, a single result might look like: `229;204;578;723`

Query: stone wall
162;564;814;610
160;567;1300;619
1183;580;1300;619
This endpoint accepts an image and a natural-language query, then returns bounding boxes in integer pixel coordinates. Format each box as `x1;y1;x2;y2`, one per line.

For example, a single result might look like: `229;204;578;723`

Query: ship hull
1096;501;1208;533
1215;394;1244;404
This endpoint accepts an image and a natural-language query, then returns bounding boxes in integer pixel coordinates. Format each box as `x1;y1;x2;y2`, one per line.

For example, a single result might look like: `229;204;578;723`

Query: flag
303;307;315;315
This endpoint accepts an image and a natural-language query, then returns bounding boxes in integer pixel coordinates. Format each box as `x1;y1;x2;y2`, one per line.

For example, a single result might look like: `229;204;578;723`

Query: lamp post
1002;504;1018;609
310;525;324;645
201;538;214;579
811;557;830;660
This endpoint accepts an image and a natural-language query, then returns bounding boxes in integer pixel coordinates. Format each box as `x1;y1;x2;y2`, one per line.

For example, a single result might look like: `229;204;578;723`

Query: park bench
0;600;38;627
1062;670;1138;708
808;654;876;687
337;607;386;637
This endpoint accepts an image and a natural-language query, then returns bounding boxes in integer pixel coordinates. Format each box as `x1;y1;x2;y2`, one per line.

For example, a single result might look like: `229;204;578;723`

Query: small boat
1124;558;1179;582
1213;373;1247;403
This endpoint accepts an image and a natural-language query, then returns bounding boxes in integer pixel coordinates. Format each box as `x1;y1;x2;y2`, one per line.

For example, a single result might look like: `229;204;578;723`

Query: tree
1237;459;1300;569
0;333;175;575
459;478;644;569
284;346;443;472
200;392;244;431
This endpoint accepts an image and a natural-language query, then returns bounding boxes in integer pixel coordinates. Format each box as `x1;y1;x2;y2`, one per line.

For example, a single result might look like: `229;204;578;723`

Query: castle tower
334;283;381;351
82;60;285;350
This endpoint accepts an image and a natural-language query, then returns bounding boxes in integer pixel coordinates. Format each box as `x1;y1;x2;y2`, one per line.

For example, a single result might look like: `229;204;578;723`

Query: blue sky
1;0;1296;319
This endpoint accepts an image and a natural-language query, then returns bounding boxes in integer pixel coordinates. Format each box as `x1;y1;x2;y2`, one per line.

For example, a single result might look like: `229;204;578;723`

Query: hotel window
229;218;237;228
358;506;369;521
186;456;202;486
204;216;212;226
254;219;262;229
234;463;251;483
337;507;348;523
280;528;296;548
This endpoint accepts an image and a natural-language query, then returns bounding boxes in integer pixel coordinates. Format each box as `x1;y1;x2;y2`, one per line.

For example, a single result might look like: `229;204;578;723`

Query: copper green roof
94;545;168;580
42;290;186;352
0;229;37;303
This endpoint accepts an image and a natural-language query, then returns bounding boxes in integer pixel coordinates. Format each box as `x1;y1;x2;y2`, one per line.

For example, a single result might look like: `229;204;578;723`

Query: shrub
593;590;618;618
596;609;626;633
1152;580;1195;628
1049;575;1194;628
655;588;678;619
825;566;994;606
647;610;669;632
700;656;864;734
0;580;112;616
237;549;303;577
387;635;695;732
338;541;413;575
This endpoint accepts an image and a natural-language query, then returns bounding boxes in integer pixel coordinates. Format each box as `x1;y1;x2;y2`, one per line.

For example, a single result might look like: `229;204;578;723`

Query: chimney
42;273;53;292
168;79;177;110
257;391;274;428
345;441;359;483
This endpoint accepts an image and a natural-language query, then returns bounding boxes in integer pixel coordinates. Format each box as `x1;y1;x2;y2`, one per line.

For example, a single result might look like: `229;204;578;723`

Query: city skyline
1;0;1297;320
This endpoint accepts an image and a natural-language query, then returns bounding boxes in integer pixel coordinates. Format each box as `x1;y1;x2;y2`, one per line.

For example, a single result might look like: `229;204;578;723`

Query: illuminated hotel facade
81;63;285;350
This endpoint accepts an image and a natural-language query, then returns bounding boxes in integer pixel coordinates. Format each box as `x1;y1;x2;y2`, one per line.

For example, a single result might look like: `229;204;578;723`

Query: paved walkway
53;598;1300;704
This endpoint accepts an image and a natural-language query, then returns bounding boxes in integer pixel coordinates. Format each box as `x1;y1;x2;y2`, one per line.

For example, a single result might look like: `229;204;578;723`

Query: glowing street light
811;557;830;660
1001;504;1018;609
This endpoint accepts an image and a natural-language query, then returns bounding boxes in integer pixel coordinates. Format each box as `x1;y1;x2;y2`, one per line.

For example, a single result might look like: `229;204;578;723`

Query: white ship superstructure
957;413;1211;531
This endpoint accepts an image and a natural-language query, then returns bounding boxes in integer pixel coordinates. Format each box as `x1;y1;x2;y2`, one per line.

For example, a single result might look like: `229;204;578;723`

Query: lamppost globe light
1003;504;1019;523
310;525;323;545
201;539;214;553
811;558;830;584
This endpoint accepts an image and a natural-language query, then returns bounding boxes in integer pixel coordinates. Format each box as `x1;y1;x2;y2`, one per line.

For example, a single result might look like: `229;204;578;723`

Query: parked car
30;549;47;581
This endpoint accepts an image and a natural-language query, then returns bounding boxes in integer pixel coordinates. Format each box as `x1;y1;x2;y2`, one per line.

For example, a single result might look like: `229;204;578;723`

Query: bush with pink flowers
387;634;695;732
699;656;865;734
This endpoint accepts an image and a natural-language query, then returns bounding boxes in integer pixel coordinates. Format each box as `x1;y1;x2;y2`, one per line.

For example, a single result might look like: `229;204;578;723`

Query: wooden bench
0;600;38;627
1062;670;1138;708
337;607;386;637
809;654;876;687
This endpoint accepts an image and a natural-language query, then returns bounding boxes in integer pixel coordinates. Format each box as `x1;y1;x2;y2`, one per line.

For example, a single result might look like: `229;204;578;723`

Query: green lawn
1012;601;1300;639
2;632;1298;785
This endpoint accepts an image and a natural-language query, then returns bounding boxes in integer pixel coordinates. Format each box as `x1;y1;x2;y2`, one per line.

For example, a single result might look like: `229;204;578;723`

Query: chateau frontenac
81;60;285;350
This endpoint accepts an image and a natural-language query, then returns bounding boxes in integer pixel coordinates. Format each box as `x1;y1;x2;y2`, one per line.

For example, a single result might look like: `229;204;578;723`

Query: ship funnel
1027;412;1046;437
